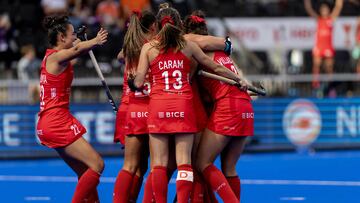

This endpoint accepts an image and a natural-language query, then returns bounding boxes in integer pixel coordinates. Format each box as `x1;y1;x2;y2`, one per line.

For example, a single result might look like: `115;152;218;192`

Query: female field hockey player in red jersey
184;11;254;202
304;0;343;89
36;15;108;203
113;10;158;203
130;5;244;203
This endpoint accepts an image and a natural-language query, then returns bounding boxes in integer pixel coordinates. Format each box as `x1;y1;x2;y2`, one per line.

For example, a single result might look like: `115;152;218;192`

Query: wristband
224;36;232;55
128;77;143;92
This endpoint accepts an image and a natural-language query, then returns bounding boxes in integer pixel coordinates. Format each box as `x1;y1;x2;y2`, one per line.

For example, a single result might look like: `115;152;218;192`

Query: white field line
1;175;360;187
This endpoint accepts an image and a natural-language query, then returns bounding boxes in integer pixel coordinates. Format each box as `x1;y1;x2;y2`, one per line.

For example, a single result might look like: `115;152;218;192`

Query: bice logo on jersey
158;111;185;118
131;112;148;118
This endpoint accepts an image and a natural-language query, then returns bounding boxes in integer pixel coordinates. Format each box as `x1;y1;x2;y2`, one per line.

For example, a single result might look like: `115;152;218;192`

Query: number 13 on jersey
162;70;184;90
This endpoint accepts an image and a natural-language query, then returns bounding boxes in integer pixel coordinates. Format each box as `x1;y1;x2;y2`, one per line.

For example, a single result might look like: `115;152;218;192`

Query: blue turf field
1;150;360;203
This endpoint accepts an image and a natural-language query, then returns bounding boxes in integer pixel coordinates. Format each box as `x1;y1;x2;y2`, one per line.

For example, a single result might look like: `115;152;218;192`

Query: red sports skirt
37;108;86;148
125;97;149;135
147;98;197;134
114;102;128;145
312;46;335;58
192;82;208;132
207;97;254;136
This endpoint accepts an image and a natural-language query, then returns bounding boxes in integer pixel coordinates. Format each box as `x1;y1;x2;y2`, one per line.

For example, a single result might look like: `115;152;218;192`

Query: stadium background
0;0;360;202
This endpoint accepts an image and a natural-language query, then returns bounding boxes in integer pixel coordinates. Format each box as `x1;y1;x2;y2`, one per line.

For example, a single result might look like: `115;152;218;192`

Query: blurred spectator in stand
96;0;119;27
17;44;41;81
304;0;343;96
68;0;93;29
41;0;68;16
17;44;41;103
94;0;123;75
354;16;360;74
0;13;16;79
119;0;151;29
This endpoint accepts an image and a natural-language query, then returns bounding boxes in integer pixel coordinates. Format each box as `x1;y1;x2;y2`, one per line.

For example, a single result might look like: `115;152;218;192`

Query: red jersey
39;49;73;115
315;17;333;50
147;49;196;134
200;51;250;101
37;49;86;148
149;49;192;100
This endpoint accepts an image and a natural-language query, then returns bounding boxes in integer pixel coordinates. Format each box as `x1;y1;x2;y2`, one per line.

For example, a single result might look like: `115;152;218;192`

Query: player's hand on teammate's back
128;75;143;92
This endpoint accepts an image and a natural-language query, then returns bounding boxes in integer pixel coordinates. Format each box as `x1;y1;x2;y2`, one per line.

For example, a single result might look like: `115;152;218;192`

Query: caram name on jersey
159;60;184;70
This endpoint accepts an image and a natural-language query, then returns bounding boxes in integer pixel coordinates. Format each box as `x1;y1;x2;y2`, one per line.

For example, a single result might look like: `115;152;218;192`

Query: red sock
191;171;204;203
176;164;194;203
202;164;238;203
113;169;134;203
72;168;100;203
129;174;143;202
204;184;218;203
152;166;168;203
226;176;241;201
87;189;99;203
142;172;155;203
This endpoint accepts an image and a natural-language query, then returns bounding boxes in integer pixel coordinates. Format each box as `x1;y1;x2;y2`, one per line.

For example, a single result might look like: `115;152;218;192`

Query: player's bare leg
113;134;146;202
191;132;207;203
149;134;169;203
312;56;322;89
129;138;149;202
220;137;247;201
196;129;238;202
56;137;104;203
174;134;194;203
59;148;100;203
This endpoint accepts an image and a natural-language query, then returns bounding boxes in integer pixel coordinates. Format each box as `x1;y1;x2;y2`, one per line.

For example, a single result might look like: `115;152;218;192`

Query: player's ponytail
155;5;185;52
123;12;147;75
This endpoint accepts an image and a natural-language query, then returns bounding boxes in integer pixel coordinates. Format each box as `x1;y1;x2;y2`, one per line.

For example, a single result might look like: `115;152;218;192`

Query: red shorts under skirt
125;97;149;135
207;98;254;136
37;109;86;148
114;102;128;144
312;46;335;58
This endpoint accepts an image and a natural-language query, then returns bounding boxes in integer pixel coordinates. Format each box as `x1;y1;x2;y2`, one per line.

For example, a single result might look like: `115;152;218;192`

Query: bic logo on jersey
158;111;185;118
131;112;148;118
283;99;321;146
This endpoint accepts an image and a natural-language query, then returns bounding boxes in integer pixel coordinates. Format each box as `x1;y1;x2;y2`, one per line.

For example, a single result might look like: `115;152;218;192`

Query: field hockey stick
77;26;118;113
198;70;267;96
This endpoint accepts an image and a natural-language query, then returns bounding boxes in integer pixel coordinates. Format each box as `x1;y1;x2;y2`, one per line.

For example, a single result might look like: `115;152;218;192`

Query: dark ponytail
43;15;70;46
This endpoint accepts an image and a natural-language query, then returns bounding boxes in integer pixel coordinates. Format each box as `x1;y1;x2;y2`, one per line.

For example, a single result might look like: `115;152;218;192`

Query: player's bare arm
185;33;225;51
304;0;318;18
187;40;242;84
134;42;152;88
331;0;344;19
47;28;108;74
